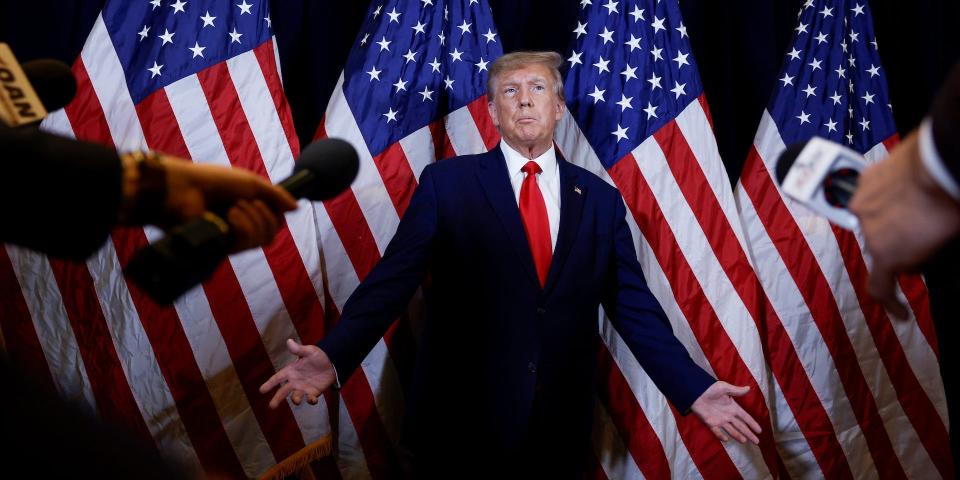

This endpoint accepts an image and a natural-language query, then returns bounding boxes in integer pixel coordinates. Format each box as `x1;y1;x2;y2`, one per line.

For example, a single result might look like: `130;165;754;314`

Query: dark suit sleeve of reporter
317;164;439;381
931;63;960;182
601;195;715;414
0;125;122;260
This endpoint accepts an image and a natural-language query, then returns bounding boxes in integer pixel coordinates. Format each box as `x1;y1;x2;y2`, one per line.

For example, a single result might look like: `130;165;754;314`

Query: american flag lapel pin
574;186;582;195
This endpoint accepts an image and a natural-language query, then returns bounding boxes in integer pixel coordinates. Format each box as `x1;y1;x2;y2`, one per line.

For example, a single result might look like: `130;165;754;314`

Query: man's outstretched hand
690;381;762;444
259;339;336;409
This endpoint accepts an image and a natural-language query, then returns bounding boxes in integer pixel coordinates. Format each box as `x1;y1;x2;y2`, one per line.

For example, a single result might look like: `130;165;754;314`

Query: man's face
487;64;565;155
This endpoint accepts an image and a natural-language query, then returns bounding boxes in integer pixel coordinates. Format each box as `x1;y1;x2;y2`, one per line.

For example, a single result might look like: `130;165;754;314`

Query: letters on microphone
0;43;47;127
779;136;867;230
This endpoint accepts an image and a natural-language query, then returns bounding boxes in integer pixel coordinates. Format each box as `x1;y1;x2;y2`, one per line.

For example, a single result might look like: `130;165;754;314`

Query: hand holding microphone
850;131;960;318
124;138;360;305
117;152;299;249
776;134;960;318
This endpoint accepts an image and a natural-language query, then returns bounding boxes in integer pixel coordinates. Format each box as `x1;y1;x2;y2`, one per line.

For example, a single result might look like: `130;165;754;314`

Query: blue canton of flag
769;0;896;152
103;0;273;103
563;0;702;168
342;0;503;157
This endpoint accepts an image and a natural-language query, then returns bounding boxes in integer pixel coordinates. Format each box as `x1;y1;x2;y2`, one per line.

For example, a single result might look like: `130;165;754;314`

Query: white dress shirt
919;118;960;200
500;141;561;252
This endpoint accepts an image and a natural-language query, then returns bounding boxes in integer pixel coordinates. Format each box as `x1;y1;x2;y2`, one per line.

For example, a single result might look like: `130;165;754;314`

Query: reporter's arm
0;124;296;260
850;63;960;317
929;63;960;187
0;125;123;260
117;152;298;252
850;131;960;318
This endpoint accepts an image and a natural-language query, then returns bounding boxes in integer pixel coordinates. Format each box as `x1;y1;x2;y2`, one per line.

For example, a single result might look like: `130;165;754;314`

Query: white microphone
775;136;867;230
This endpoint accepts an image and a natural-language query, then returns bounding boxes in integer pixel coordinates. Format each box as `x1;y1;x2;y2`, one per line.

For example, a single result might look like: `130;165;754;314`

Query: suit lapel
543;156;585;295
476;146;541;287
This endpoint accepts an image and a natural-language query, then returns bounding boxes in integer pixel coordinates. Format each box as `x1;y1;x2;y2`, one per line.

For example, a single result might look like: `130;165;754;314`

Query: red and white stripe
555;96;786;479
307;63;501;476
0;13;336;479
735;110;952;479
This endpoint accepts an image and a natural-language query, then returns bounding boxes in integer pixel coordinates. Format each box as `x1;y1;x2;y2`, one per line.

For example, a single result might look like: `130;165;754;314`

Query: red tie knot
522;161;542;177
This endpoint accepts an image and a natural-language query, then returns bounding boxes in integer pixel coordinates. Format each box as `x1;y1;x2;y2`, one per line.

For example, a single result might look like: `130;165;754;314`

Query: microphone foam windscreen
21;59;77;112
295;138;360;201
775;143;807;186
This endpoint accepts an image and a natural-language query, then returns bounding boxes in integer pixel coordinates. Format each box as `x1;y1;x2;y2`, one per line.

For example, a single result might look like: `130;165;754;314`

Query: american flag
735;0;952;478
3;0;953;478
310;0;503;477
1;0;334;478
556;0;783;477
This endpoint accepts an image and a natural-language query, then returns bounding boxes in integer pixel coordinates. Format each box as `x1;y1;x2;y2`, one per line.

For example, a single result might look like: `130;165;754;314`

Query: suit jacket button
528;362;537;373
536;307;546;315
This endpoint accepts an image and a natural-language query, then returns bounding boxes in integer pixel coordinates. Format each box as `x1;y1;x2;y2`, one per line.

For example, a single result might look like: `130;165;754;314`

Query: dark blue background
3;0;957;181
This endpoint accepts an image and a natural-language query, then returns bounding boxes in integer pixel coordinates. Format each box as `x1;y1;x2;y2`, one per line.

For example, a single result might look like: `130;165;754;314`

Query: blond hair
487;51;565;101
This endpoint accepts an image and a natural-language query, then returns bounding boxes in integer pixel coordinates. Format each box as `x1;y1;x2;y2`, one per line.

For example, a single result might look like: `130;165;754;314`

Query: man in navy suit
261;51;760;476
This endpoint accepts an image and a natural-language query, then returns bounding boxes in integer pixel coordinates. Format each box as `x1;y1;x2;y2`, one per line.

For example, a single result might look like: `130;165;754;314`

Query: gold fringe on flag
256;434;333;480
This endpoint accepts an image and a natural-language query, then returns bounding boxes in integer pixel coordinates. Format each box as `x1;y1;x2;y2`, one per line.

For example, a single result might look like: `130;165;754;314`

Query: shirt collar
500;141;558;178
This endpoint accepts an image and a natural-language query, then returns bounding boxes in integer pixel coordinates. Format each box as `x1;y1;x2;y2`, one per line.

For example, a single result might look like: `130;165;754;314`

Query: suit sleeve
601;194;715;414
317;164;439;382
930;63;960;184
0;125;122;260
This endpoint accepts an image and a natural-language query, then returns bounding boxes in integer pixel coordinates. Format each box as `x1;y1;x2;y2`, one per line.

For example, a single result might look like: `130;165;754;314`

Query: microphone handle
124;212;233;305
278;169;314;199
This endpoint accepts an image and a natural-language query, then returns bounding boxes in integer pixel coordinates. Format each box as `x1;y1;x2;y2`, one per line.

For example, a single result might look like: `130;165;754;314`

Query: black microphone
775;137;867;230
124;138;360;304
280;137;360;199
22;59;78;113
774;143;806;186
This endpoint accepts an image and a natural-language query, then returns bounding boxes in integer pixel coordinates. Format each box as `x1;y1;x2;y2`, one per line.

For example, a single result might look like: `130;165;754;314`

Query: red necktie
519;161;551;287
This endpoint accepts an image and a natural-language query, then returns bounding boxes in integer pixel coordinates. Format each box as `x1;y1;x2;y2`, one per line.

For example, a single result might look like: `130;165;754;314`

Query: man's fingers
725;384;750;397
291;390;304;405
188;161;297;213
237;199;278;247
268;382;295;409
238;200;263;240
710;426;730;443
739;408;763;434
730;417;760;445
236;173;297;213
259;371;285;394
255;181;298;213
306;394;319;405
867;269;909;319
248;199;280;247
286;338;303;356
722;423;747;443
251;200;280;237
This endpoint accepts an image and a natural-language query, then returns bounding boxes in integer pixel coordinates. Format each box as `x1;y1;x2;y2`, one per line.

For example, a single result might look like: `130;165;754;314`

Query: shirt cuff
919;118;960;200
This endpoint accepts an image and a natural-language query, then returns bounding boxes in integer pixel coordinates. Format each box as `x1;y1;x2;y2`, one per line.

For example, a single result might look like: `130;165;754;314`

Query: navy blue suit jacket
318;145;714;471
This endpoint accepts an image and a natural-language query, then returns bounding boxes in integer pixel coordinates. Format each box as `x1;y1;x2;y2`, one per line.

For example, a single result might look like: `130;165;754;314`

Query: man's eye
504;88;517;95
534;85;545;92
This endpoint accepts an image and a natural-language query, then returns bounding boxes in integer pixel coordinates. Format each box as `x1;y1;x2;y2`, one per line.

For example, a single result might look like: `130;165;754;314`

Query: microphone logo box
0;43;48;127
780;136;866;230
